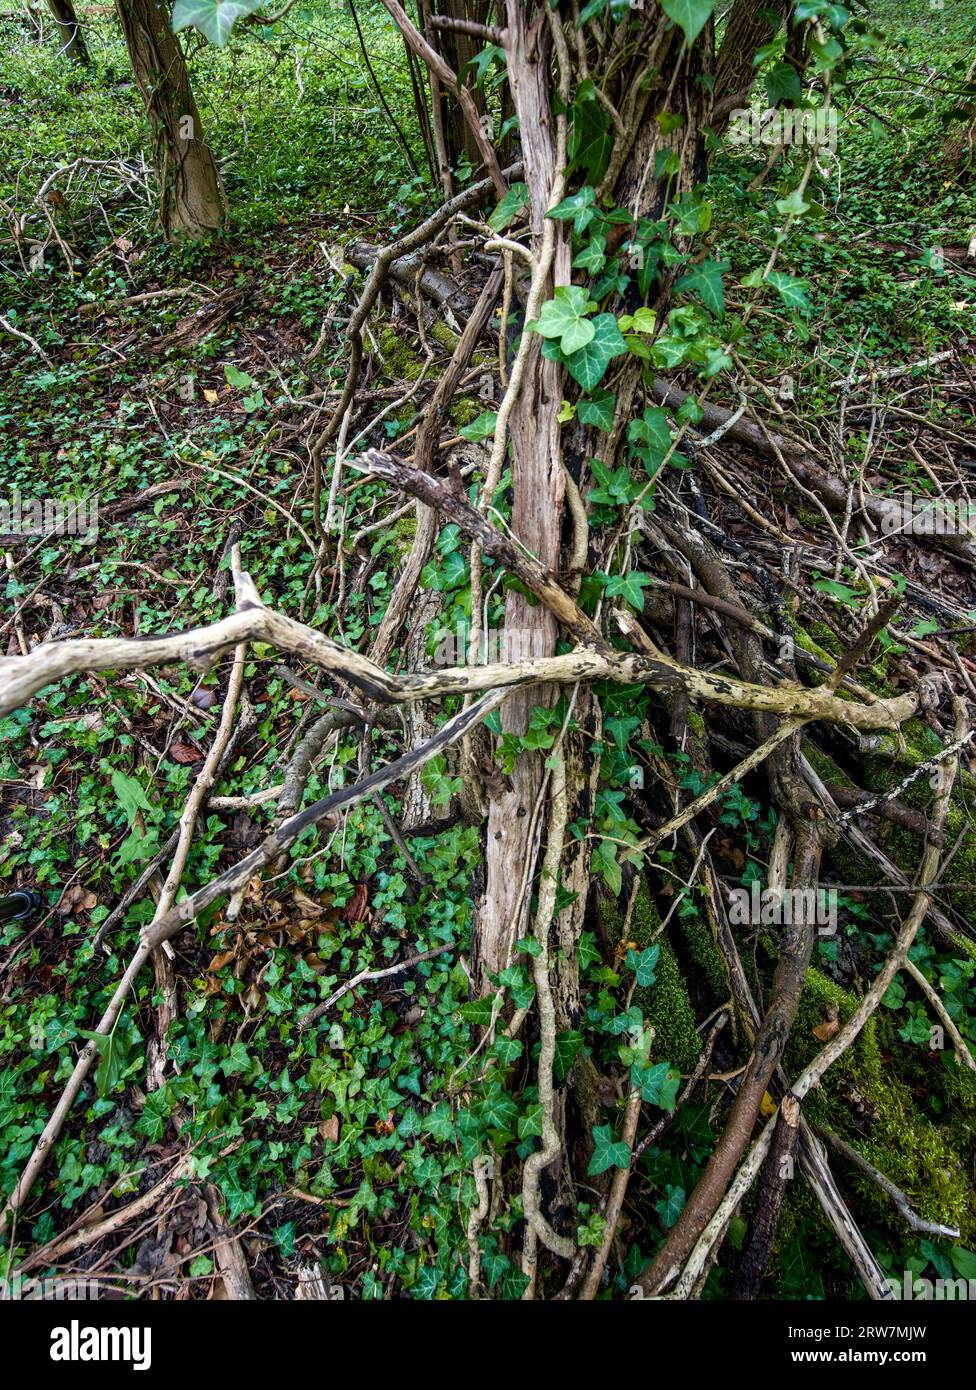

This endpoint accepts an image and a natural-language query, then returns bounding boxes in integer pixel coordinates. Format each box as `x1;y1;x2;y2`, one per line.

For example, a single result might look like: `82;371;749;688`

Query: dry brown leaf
169;741;203;764
345;882;369;924
812;1018;840;1043
292;889;324;920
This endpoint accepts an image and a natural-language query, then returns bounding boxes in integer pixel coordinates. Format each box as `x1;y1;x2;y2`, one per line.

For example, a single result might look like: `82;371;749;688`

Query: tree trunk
46;0;90;64
428;0;492;175
473;1;568;992
712;0;789;130
114;0;226;238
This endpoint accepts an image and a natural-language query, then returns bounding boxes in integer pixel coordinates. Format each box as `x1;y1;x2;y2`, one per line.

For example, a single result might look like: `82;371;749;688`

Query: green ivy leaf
172;0;266;49
459;997;496;1027
559;313;628;390
573;234;607;275
554;1029;585;1080
592;838;622;895
766;62;802;106
950;1246;976;1280
577;389;616;432
655;1183;685;1228
766;270;812;313
602;570;652;608
528;285;598;354
110;769;154;825
674;257;728;318
660;0;717;45
487;183;528;232
626;944;660;987
548;186;598;235
459;411;497;442
518;1104;544;1139
588;1123;630;1176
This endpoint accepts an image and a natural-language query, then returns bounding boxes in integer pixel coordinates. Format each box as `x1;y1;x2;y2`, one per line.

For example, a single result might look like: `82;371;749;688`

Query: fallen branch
297;944;453;1033
816;1125;962;1239
0;554;937;730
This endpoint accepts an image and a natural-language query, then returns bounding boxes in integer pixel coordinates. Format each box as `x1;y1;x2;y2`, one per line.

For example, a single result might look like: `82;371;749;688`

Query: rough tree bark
473;0;569;992
713;0;790;124
114;0;226;238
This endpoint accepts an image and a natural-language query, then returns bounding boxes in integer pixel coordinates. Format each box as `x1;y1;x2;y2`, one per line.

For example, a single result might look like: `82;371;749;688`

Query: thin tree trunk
712;0;789;130
473;0;568;992
114;0;226;238
46;0;90;64
430;0;491;172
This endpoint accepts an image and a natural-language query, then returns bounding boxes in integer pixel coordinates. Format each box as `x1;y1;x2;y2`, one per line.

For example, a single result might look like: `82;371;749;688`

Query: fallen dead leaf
169;741;203;764
813;1018;840;1043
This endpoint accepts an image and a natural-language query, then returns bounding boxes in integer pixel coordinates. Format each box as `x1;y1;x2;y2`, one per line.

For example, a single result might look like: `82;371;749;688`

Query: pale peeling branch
0;554;936;733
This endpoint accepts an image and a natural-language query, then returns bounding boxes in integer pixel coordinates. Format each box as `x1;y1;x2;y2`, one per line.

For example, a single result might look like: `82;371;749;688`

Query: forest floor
2;0;976;1301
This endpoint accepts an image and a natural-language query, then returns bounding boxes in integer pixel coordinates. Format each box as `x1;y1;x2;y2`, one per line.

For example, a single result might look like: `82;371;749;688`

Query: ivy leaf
569;98;614;184
573;234;607;275
224;363;253;388
78;1025;128;1098
766;61;802;106
548;186;598;235
422;1103;456;1142
559;313;628;390
588;1124;630;1176
773;188;811;219
487;182;528;232
577;388;616;432
602;570;652;608
674;257;728;318
528;285;597;355
110;770;154;826
655;1183;686;1228
554;1029;585;1080
459;997;496;1027
518;1104;544;1139
628;406;673;472
172;0;266;48
586;460;640;508
950;1246;976;1280
592;838;622;895
578;932;603;970
898;1013;931;1045
812;577;859;606
660;0;718;45
766;270;812;313
459;411;497;442
626;944;660;987
632;1059;681;1109
221;1170;258;1223
493;1035;523;1066
478;1092;519;1133
501;1268;531;1300
618;306;657;335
